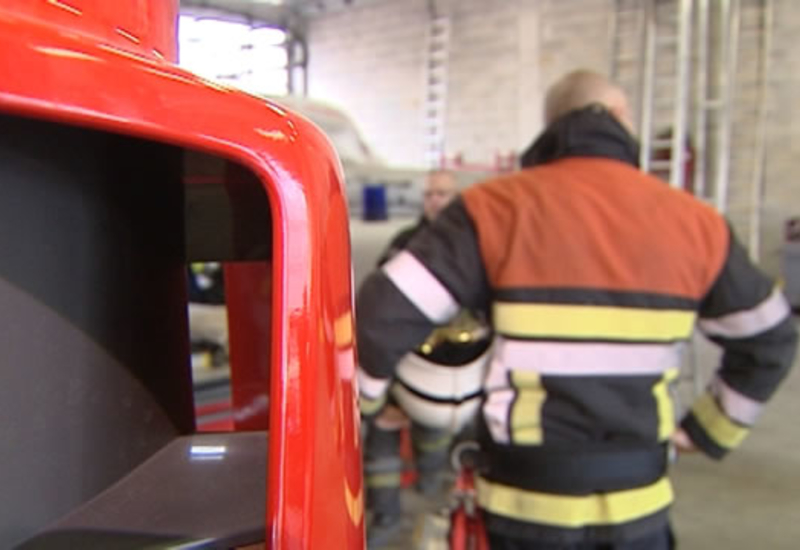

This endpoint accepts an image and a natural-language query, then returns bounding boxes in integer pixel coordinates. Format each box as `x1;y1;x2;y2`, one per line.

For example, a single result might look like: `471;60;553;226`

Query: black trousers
364;421;453;516
487;527;675;550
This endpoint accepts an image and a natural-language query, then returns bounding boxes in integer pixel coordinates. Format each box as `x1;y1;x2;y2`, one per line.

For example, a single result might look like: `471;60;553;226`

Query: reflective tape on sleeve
357;367;391;401
690;393;750;449
382;250;459;323
710;377;764;426
700;287;790;339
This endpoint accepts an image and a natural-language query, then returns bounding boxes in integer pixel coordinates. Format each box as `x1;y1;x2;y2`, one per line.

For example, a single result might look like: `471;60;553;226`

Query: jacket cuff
357;365;392;419
359;392;388;419
680;392;751;460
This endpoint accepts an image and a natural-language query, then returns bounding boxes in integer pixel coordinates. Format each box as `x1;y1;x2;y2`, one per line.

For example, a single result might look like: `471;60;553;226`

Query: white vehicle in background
265;94;427;220
265;94;500;287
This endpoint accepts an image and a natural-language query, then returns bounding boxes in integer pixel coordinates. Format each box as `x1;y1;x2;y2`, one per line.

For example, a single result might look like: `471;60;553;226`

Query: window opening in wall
178;15;289;95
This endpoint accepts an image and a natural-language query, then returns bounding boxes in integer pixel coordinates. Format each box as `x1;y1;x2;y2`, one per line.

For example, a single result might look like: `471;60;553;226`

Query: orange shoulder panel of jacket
462;172;527;286
657;178;730;297
461;158;730;299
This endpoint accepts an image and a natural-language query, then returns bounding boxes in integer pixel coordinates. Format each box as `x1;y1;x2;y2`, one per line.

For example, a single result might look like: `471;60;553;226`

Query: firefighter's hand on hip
671;428;698;454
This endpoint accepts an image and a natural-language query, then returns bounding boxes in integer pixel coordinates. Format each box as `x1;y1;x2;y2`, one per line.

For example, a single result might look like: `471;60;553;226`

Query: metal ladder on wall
613;0;774;232
610;0;761;202
723;0;773;262
611;0;774;397
611;0;722;399
611;0;695;191
423;10;451;169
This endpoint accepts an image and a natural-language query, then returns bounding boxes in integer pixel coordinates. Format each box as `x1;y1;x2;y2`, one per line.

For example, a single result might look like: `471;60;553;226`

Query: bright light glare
193;19;250;42
190;445;227;456
178;15;289;95
250;27;287;46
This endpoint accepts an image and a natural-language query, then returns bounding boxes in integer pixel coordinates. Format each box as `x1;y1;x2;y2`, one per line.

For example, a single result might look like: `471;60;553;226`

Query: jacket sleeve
681;227;798;459
376;223;419;266
356;197;490;417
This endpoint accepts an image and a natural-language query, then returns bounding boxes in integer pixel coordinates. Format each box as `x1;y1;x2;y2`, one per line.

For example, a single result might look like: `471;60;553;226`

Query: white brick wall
761;0;800;275
305;0;796;273
718;0;798;274
307;0;429;166
539;0;614;88
307;0;613;168
444;0;523;165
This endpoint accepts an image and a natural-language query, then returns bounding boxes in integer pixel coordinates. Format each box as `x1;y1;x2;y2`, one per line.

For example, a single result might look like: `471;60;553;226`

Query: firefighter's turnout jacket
356;105;797;545
364;218;493;430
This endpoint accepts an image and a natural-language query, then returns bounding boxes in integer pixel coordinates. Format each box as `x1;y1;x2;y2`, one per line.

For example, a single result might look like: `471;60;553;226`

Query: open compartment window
0;113;273;549
184;150;273;433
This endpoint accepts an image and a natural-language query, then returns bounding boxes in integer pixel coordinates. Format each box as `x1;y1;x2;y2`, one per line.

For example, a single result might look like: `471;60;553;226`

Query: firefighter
361;170;492;547
377;170;459;263
356;70;797;549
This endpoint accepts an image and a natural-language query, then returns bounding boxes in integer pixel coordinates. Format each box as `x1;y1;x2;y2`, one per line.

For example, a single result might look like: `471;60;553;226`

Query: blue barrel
362;184;388;221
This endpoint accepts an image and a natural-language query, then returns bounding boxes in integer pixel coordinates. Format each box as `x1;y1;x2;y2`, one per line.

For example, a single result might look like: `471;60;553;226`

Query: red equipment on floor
448;442;490;550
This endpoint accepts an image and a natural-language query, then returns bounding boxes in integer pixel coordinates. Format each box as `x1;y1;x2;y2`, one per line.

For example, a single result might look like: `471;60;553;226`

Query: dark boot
364;424;404;547
367;511;403;548
415;468;445;498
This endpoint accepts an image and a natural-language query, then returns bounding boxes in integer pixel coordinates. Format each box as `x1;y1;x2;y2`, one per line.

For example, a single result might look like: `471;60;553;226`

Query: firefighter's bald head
544;70;634;134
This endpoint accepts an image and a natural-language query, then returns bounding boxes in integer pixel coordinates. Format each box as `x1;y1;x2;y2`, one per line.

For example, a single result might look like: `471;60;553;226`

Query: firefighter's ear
609;102;635;137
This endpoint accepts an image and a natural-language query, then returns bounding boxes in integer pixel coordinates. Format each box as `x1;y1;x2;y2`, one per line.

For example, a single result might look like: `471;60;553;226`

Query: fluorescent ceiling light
250;27;287;46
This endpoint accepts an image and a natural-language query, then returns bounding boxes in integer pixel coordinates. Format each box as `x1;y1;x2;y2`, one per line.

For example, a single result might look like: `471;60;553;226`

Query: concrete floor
376;323;800;549
671;328;800;549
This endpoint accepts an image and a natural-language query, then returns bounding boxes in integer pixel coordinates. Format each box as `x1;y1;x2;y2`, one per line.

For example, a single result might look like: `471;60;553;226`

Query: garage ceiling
180;0;362;21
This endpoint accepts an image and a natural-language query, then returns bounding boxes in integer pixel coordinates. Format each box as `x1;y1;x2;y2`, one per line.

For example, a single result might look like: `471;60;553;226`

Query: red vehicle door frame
0;1;363;548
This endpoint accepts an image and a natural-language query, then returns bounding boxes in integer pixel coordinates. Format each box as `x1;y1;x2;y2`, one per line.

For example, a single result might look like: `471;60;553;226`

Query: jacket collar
520;104;640;169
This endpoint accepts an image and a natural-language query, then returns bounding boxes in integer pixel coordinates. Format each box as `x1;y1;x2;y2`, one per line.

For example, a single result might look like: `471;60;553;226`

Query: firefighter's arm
356;198;490;418
681;230;798;459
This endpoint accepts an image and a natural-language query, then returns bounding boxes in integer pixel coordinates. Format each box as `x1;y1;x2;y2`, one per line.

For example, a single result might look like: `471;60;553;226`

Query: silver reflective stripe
483;353;510;391
481;354;513;443
480;337;684;445
357;366;391;400
482;388;514;444
710;376;764;426
496;337;681;376
382;250;459;323
700;288;789;339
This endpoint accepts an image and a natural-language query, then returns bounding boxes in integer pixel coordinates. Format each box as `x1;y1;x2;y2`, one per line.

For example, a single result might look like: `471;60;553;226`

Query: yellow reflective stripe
493;303;695;342
366;472;403;488
691;393;750;449
653;368;679;441
334;311;353;347
510;371;546;445
476;476;673;528
360;393;387;416
344;478;364;526
416;433;454;453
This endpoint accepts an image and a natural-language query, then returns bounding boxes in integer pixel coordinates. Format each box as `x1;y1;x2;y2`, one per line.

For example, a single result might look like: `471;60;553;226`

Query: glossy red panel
0;3;364;547
226;261;272;432
1;0;178;61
